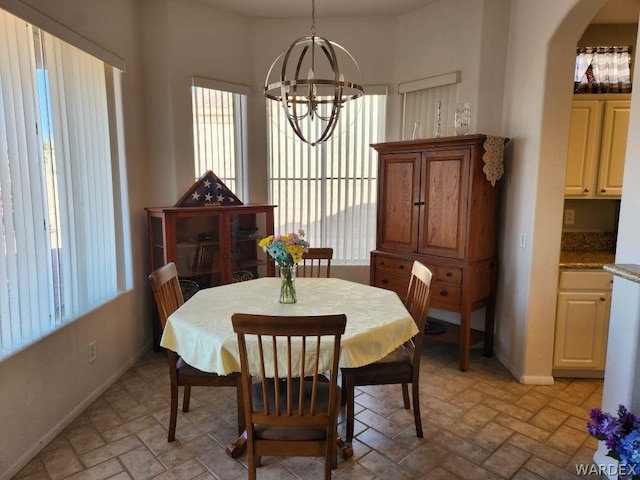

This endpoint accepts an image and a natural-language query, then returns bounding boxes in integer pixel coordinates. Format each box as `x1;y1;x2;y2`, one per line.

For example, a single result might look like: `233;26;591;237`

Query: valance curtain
574;46;632;94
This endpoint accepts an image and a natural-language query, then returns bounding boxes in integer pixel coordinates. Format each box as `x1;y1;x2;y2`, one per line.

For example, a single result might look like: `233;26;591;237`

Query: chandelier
264;0;364;146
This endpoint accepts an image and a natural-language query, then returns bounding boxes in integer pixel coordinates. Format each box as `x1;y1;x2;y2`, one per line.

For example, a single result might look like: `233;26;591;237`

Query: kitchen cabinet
565;94;630;198
553;270;613;377
371;135;504;371
146;204;275;347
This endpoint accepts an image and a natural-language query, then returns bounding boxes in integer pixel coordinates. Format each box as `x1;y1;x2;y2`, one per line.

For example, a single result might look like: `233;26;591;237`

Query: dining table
160;276;417;458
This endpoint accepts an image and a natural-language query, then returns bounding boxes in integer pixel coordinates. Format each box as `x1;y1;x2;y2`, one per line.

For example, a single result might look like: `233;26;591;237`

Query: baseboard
518;374;555;385
2;342;152;480
493;346;555;385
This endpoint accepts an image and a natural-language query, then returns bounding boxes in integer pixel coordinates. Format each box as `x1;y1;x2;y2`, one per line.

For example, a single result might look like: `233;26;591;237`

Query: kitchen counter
604;264;640;284
559;250;615;269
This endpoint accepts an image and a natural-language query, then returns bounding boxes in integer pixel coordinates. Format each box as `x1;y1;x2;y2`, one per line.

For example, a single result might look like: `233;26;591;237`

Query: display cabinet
146;204;275;347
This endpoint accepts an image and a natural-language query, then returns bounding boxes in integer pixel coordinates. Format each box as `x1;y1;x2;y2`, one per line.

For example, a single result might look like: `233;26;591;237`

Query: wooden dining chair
232;313;347;480
149;262;244;442
299;247;333;278
340;261;433;443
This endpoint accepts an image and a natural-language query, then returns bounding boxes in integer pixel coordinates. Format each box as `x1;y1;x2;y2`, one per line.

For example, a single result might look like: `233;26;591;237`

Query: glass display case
146;204;275;347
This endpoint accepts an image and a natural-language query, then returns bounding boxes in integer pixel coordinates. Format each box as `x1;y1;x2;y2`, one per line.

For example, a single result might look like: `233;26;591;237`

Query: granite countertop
559;250;616;269
559;232;616;269
604;264;640;283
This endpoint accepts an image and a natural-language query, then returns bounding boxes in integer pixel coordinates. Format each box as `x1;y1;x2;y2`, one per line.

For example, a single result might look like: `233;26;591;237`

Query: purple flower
588;404;640;475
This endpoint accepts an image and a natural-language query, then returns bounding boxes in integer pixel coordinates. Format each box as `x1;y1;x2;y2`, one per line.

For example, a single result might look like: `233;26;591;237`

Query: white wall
596;13;640;470
494;0;608;384
392;0;510;140
7;0;640;473
0;0;150;476
495;0;640;392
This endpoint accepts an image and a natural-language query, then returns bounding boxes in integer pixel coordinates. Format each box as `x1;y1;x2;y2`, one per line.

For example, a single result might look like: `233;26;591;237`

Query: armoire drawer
429;265;462;285
373;255;414;275
431;283;462;307
373;272;409;299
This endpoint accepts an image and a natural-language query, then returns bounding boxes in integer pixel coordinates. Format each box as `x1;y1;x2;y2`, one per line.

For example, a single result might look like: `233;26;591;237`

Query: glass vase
279;264;297;304
454;102;471;135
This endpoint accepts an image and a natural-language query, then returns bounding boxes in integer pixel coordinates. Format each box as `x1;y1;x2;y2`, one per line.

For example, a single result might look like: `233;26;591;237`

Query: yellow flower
258;235;273;249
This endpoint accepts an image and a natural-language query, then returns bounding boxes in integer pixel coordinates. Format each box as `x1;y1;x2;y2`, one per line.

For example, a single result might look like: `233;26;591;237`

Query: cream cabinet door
597;100;630;197
553;290;610;370
565;100;603;197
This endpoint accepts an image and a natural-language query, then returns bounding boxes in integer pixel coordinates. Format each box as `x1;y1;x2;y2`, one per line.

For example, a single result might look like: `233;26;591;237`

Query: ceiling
592;0;640;23
199;0;640;23
197;0;442;18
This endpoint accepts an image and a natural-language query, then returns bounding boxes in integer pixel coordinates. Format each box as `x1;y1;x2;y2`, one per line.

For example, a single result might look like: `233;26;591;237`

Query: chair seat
342;343;413;377
252;378;334;441
176;357;239;383
176;357;216;377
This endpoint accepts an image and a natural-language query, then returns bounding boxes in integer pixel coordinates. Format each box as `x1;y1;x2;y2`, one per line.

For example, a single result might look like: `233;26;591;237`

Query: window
0;9;130;358
266;88;387;265
574;46;632;94
400;71;461;140
191;77;249;201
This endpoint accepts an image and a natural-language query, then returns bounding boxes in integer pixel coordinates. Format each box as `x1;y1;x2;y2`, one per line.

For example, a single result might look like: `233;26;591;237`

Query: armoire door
377;152;421;253
419;148;470;259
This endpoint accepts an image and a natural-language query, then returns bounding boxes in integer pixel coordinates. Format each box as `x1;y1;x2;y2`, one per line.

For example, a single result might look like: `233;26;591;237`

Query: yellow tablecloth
160;277;417;375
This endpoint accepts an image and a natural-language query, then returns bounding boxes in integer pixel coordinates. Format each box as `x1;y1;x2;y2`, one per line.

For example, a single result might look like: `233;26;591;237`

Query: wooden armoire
370;134;505;371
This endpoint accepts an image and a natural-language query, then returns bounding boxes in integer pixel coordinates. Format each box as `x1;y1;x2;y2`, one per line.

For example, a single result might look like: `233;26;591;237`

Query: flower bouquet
259;230;309;303
588;405;640;479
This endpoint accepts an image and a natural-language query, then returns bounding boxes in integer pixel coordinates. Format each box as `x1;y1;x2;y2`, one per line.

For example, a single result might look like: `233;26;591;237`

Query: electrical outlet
88;341;97;363
564;208;576;225
520;231;526;248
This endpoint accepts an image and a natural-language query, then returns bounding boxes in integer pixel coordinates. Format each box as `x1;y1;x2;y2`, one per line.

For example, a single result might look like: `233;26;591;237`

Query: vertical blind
267;90;386;264
192;78;249;201
0;9;119;358
400;71;461;140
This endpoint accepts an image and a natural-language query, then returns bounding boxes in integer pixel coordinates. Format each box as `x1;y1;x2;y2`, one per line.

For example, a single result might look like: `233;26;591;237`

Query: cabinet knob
398;264;404;270
584;188;590;193
413;201;425;206
600;297;606;302
446;272;452;277
381;278;388;285
439;290;448;296
600;189;607;193
380;261;385;266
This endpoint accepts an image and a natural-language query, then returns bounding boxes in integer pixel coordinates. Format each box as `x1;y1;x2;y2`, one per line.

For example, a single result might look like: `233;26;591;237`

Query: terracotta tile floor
14;342;605;479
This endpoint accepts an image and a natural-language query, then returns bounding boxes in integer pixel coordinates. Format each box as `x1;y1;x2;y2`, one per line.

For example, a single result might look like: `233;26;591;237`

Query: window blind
267;87;387;264
0;9;122;358
400;71;460;140
192;78;249;201
0;12;51;349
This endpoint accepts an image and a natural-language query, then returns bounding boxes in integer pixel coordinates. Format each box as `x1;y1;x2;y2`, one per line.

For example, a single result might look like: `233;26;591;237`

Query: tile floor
14;341;605;480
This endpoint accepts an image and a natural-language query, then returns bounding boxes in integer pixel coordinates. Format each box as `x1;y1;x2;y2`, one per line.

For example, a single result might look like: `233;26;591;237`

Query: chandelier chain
311;0;316;37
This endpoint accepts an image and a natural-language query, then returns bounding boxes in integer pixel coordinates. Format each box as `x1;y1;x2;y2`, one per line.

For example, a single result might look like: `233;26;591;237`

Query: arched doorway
540;0;640;471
